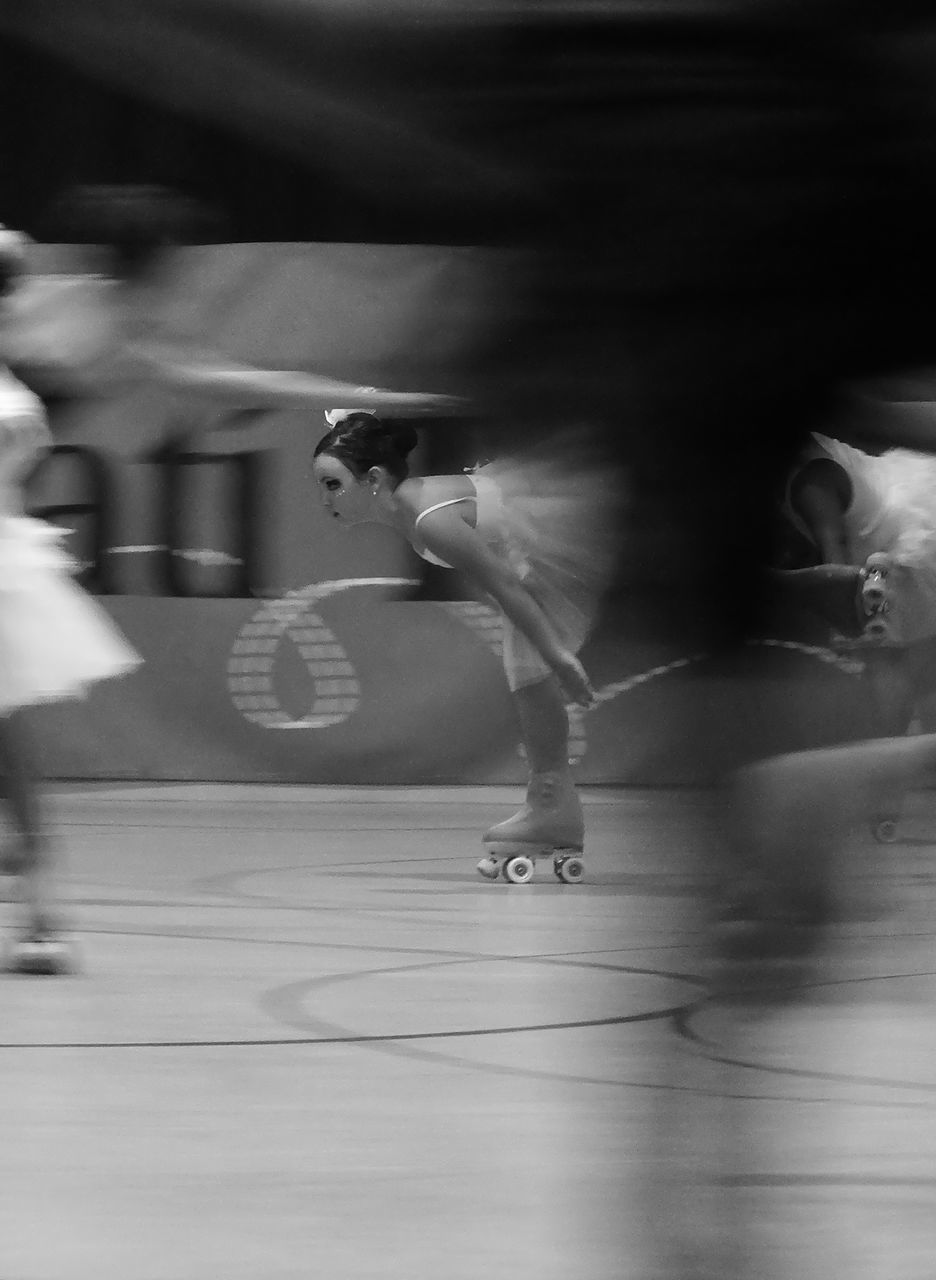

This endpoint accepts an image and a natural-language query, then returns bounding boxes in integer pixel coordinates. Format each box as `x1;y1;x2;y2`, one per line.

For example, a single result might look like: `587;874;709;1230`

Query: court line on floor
0;1008;927;1107
73;925;695;963
0;1014;677;1053
2;935;929;1107
0;942;698;1063
54;821;512;833
65;922;690;966
719;1173;936;1187
675;982;936;1095
246;958;936;1105
61;920;717;966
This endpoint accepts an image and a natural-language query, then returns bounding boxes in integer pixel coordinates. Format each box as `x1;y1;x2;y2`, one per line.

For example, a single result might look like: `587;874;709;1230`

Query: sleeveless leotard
408;462;609;691
411;474;508;569
412;496;475;568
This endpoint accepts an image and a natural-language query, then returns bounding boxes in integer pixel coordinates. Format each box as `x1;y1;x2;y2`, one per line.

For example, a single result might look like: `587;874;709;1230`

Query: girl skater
0;227;141;972
783;430;936;656
779;430;936;838
312;411;620;883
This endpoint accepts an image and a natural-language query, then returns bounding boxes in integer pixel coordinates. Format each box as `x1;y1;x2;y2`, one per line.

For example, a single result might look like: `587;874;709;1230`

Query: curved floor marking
4;926;931;1108
676;977;936;1095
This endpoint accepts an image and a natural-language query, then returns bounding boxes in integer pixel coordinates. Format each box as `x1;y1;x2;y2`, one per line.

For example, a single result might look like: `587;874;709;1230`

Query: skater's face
312;453;376;525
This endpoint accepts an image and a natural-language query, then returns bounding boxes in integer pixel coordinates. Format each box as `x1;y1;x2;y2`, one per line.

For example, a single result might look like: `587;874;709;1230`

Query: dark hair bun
314;412;418;484
340;414;417;462
387;421;419;460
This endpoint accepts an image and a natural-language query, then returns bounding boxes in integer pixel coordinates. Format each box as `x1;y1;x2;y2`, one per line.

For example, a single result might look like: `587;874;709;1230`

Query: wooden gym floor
1;783;936;1280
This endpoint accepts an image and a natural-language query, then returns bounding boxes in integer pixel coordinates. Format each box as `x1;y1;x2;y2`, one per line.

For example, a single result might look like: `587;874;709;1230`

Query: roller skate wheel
554;855;585;884
6;936;73;976
871;818;899;844
477;853;502;880
502;855;535;884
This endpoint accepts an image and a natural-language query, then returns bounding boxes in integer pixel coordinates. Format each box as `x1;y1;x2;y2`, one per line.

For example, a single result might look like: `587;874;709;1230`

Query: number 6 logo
227;583;590;762
227;578;417;729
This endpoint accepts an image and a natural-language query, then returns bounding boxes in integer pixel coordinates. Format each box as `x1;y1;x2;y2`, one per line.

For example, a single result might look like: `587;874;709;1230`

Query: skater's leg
0;710;57;933
479;676;584;878
513;674;572;775
903;638;936;724
854;649;916;839
863;649;916;738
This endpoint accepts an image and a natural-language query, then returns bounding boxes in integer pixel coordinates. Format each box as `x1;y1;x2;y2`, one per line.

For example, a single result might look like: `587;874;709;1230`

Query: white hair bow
324;407;377;427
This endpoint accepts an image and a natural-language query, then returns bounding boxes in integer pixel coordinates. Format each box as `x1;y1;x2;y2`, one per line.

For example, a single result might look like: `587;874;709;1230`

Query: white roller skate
5;844;74;976
5;915;74;976
477;771;585;884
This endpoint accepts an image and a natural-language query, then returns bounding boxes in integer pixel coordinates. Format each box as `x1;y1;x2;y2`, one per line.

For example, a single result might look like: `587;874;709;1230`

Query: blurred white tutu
0;516;141;711
470;442;624;689
866;447;936;561
863;447;936;643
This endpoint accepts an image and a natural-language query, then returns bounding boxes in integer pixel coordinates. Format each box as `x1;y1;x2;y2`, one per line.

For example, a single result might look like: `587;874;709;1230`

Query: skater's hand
554;652;596;709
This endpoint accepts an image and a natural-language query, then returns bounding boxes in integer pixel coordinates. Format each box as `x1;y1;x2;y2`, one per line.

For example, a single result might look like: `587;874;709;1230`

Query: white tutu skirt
472;445;624;690
0;516;142;712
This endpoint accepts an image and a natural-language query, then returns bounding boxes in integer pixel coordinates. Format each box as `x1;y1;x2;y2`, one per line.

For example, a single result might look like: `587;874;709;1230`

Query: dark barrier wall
27;591;876;785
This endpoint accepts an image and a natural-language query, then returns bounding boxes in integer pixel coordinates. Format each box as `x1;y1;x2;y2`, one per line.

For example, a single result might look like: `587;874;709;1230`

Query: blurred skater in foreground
319;6;936;1276
774;408;936;838
7;183;460;419
0;226;141;973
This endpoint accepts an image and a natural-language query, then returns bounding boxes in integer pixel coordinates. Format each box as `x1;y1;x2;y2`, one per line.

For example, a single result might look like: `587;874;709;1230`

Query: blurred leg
0;710;58;937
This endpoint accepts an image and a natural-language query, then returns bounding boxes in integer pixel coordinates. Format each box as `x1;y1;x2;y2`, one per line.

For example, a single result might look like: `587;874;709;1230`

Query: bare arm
127;342;463;413
414;506;594;706
789;458;852;564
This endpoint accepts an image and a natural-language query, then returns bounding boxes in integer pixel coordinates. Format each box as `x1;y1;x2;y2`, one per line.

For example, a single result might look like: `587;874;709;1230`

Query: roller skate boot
5;912;74;976
478;771;585;884
0;840;31;877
